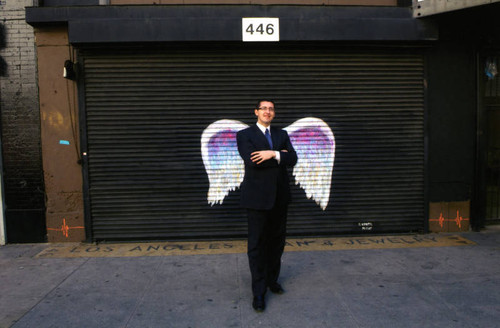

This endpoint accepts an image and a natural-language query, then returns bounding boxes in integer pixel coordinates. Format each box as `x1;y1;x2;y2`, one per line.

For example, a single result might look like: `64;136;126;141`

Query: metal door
81;43;425;241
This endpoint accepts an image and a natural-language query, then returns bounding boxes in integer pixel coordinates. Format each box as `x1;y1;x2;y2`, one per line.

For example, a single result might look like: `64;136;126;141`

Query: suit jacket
237;124;297;210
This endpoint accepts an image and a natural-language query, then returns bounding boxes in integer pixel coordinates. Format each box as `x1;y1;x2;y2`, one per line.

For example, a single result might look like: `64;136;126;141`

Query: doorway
478;55;500;227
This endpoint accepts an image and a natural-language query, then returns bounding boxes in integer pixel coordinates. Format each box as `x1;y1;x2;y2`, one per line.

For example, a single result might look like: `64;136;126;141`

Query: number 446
246;23;275;35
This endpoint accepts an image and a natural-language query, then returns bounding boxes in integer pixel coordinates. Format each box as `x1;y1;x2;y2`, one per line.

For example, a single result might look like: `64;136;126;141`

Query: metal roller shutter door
81;44;425;241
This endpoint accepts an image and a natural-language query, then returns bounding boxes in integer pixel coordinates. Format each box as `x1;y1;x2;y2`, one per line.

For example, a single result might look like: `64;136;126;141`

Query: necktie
265;128;273;149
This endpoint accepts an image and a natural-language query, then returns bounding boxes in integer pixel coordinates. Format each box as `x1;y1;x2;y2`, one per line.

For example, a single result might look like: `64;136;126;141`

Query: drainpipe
0;23;5;245
0;87;5;245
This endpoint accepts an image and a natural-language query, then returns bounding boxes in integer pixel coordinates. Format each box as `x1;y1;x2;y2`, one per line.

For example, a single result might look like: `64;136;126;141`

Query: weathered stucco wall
35;27;85;242
429;201;470;232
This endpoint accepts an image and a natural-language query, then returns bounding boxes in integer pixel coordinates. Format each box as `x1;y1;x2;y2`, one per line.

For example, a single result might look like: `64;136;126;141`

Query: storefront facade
27;1;486;243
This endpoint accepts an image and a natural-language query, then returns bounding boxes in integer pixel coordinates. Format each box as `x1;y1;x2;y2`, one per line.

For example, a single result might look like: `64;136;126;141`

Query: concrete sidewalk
1;228;499;328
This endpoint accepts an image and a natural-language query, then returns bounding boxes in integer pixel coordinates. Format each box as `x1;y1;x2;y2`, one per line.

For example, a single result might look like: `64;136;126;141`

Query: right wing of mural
201;119;248;206
284;117;335;211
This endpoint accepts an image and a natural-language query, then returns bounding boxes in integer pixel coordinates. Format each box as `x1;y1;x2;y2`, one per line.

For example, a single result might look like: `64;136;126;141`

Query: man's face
254;101;275;127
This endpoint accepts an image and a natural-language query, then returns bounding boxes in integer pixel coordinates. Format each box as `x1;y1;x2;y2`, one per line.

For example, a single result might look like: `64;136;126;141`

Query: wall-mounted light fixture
63;60;78;80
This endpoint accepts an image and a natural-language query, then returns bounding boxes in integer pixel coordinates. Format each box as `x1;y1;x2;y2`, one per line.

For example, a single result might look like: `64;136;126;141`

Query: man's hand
251;150;276;164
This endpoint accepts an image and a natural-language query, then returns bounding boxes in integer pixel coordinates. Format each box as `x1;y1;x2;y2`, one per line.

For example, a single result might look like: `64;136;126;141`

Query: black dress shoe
269;283;285;294
252;295;265;312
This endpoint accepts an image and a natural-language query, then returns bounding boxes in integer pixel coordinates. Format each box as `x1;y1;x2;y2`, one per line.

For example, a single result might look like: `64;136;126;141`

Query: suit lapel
270;126;280;150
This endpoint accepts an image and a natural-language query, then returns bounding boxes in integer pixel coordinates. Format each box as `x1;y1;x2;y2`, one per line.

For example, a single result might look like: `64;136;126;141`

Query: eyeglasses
258;107;275;112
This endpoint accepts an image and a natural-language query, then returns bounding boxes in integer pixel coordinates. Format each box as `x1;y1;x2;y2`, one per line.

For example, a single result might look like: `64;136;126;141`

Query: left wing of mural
201;120;248;206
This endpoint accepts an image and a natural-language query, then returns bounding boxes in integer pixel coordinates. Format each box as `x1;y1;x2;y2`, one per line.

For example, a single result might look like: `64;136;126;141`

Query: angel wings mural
201;117;335;210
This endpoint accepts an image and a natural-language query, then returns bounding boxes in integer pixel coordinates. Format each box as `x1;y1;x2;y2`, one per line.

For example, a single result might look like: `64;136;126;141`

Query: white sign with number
242;17;280;42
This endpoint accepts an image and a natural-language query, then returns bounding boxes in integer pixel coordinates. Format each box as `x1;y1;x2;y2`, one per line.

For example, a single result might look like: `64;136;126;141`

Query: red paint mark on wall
430;210;469;228
47;218;84;238
454;210;468;228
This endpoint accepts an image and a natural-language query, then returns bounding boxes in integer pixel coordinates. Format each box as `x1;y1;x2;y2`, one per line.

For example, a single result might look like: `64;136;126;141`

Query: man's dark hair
256;99;275;109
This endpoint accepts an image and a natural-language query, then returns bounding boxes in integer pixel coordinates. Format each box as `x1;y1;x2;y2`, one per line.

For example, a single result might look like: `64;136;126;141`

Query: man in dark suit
236;100;297;312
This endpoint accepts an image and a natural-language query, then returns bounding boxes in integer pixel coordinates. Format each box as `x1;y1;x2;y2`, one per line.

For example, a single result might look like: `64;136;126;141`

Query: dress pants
246;202;288;297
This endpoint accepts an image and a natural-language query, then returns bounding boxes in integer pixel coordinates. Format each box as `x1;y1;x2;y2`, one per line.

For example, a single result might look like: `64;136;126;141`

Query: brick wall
0;0;46;242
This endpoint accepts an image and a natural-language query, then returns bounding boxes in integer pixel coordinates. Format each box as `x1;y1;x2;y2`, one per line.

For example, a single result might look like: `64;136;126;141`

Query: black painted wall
425;3;500;229
427;41;476;202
